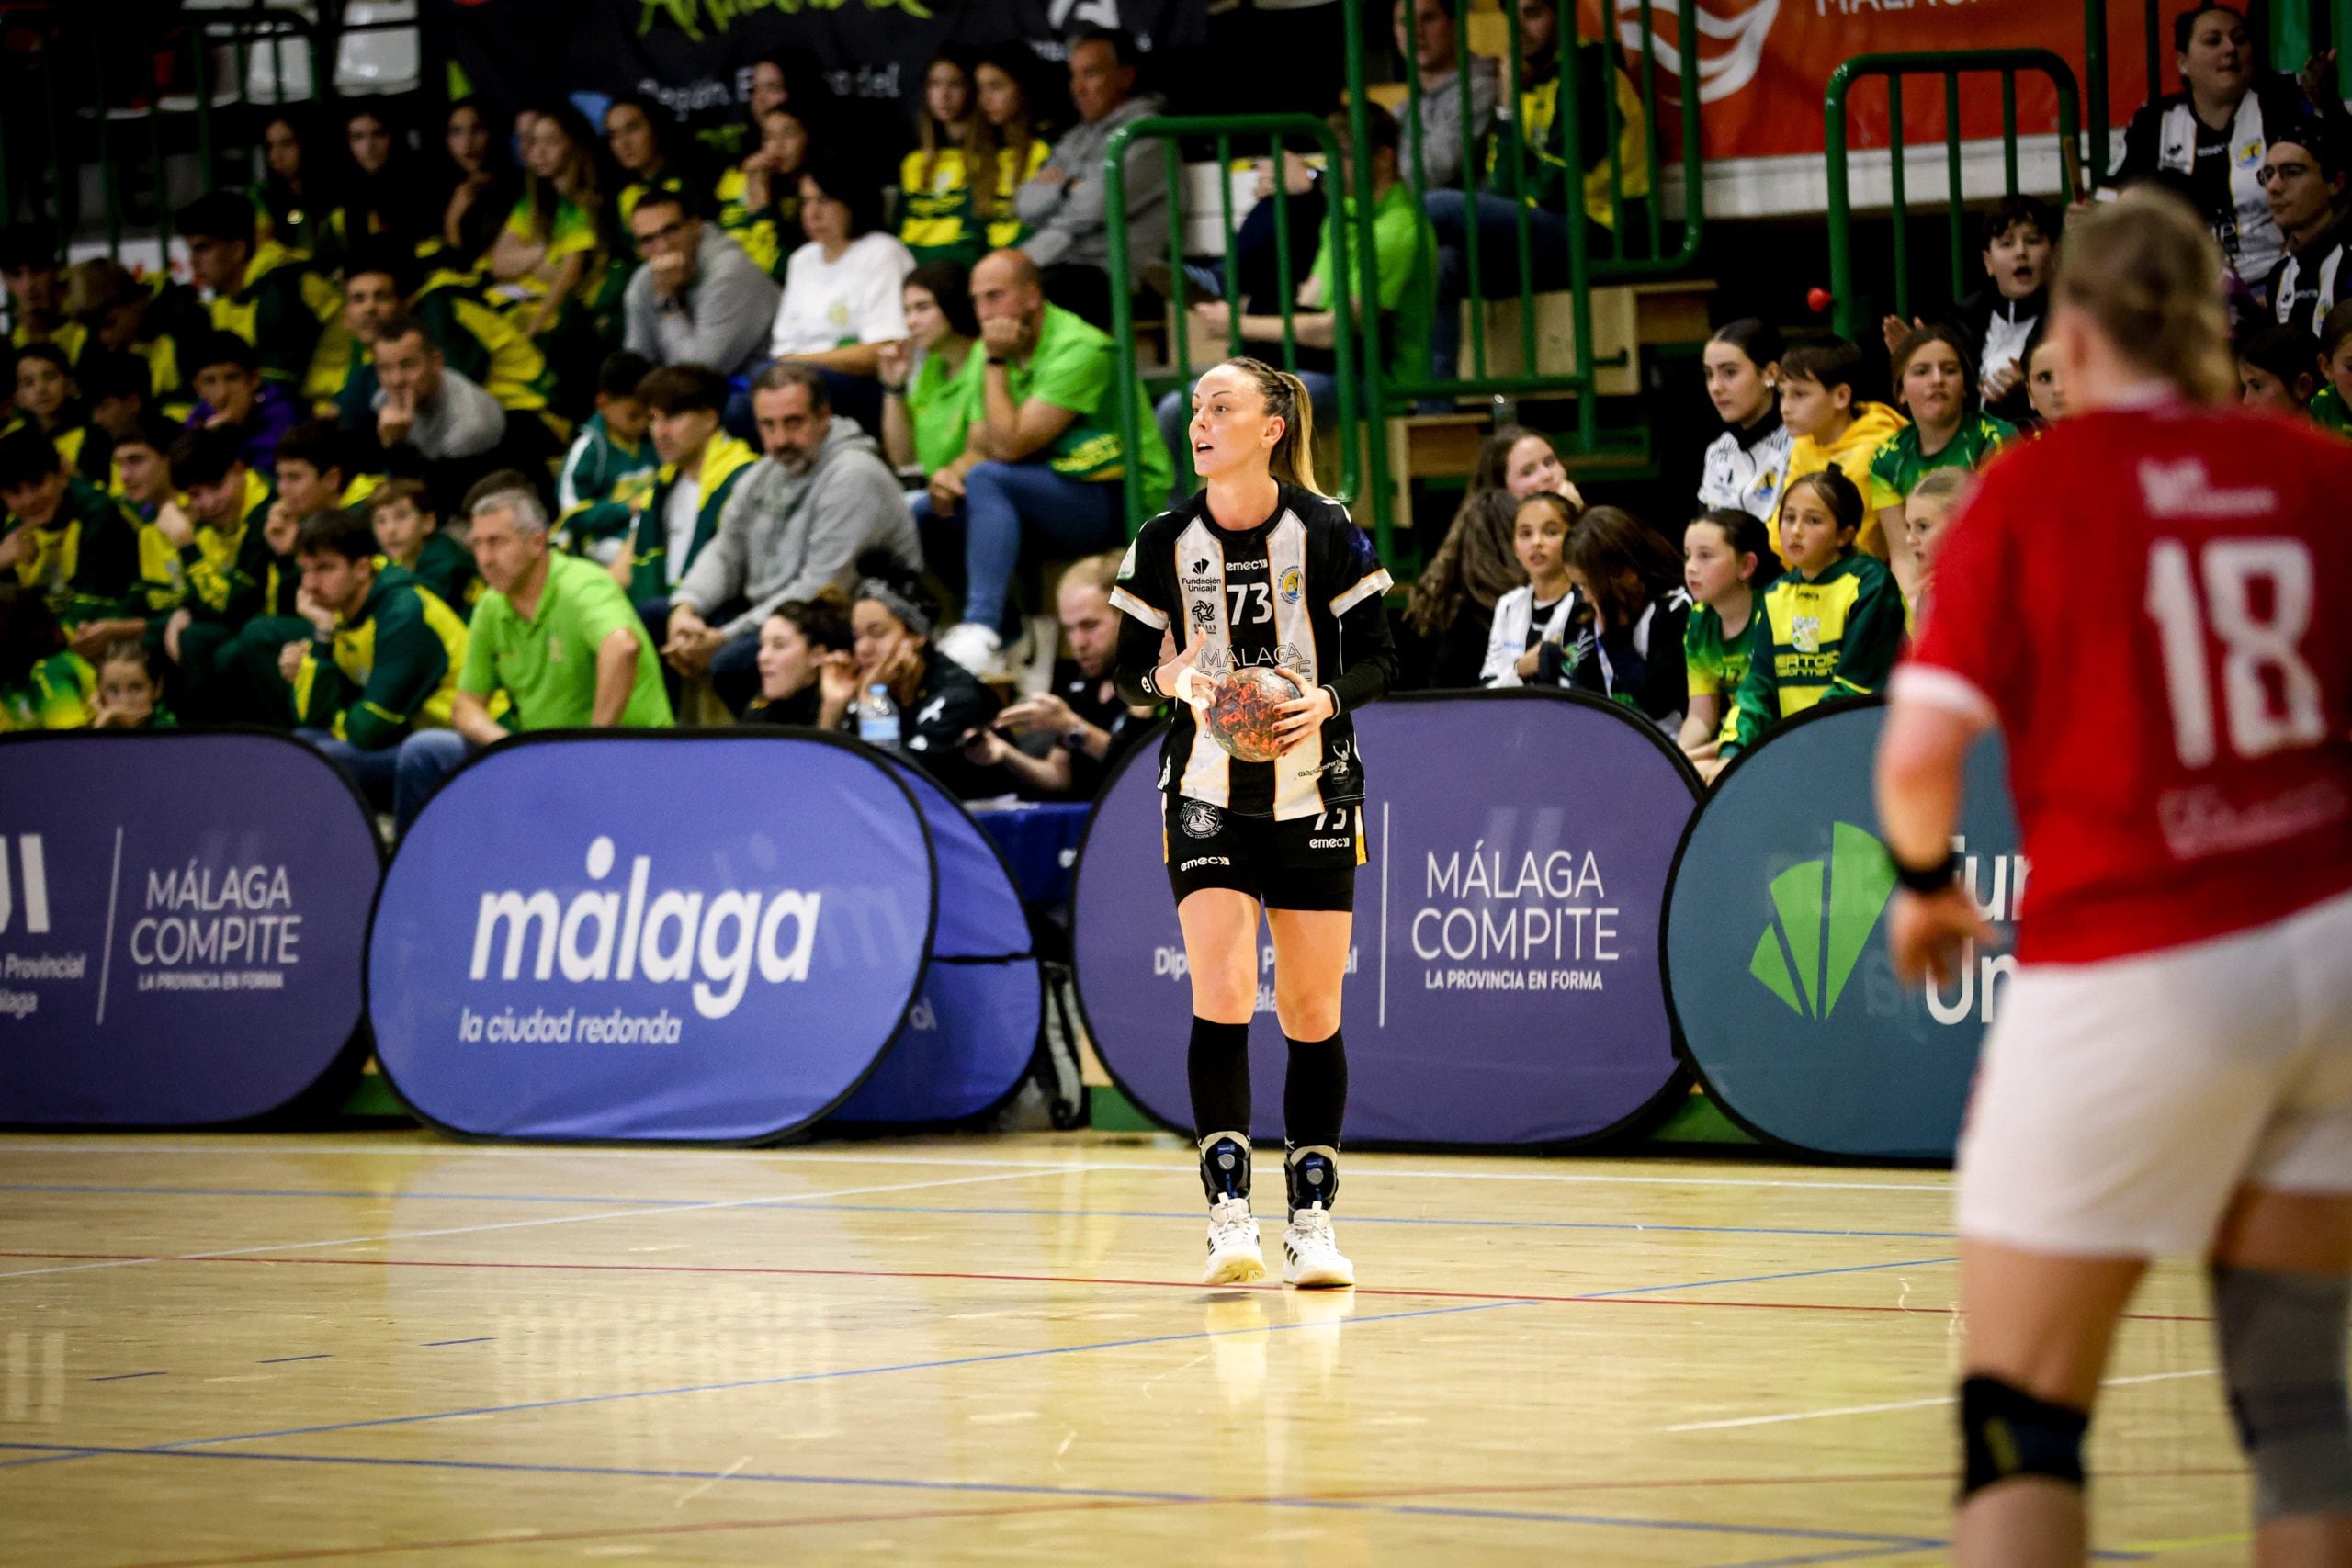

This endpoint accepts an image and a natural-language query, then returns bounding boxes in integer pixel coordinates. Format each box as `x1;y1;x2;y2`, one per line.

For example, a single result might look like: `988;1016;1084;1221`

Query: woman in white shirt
765;153;914;432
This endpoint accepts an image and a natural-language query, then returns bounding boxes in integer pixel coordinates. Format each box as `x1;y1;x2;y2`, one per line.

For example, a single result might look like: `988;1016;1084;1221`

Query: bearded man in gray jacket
659;362;920;715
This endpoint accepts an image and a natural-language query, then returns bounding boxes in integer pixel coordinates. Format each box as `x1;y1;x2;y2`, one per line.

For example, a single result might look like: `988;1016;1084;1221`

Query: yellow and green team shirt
616;167;687;228
292;563;469;748
2313;385;2351;435
1683;600;1758;743
6;477;142;626
500;193;611;313
983;141;1050;250
0;650;96;731
209;239;349;405
899;146;979;266
11;318;87;364
1863;412;2017;511
183;470;278;626
1486;43;1649;232
713;166;799;280
1723;552;1905;757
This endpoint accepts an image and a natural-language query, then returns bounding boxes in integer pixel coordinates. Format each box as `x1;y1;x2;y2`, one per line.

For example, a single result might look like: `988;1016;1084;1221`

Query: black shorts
1163;795;1364;912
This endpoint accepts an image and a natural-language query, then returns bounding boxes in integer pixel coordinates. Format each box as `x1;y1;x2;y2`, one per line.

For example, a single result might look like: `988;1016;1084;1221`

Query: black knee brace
1959;1375;2088;1501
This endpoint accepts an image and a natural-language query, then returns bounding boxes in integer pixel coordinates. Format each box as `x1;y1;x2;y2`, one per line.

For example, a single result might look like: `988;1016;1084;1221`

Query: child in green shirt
1679;507;1780;761
556;351;658;561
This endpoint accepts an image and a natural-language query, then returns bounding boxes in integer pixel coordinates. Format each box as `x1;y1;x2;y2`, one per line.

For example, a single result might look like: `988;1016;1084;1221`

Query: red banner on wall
1594;0;2157;161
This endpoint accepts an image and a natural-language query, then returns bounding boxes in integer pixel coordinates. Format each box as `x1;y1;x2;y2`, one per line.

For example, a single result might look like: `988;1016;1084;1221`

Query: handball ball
1204;666;1305;763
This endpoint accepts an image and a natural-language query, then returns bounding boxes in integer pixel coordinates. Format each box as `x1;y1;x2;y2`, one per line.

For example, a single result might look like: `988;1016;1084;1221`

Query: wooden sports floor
0;1130;2256;1565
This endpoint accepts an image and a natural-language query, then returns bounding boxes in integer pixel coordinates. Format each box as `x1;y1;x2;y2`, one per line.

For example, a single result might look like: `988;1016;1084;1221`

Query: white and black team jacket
2265;218;2352;337
1111;485;1398;821
1694;407;1792;522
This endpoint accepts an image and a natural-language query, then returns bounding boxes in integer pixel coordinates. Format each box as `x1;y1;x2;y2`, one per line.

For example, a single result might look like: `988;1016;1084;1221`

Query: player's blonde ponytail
1222;356;1322;495
2053;187;2237;407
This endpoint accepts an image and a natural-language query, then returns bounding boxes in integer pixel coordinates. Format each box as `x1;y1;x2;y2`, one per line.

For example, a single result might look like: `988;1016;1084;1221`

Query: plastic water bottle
858;683;901;751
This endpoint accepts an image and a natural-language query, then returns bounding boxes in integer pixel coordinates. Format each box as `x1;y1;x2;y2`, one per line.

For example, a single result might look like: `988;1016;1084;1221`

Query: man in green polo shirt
920;248;1172;679
396;472;673;799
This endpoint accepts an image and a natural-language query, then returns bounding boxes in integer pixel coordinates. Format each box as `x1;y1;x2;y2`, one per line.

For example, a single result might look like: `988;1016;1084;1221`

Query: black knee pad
1959;1375;2088;1501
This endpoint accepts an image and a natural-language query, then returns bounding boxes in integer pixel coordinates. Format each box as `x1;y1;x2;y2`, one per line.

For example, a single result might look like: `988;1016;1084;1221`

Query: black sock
1188;1016;1252;1142
1190;1017;1253;1203
1283;1029;1346;1149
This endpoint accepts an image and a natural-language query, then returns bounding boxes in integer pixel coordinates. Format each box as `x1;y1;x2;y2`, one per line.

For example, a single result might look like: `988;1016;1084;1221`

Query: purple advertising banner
1072;693;1697;1146
368;733;936;1144
0;732;380;1125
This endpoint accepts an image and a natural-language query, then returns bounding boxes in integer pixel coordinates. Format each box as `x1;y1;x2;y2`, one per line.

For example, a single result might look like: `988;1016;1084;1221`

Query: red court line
94;1464;2253;1568
0;1249;2217;1322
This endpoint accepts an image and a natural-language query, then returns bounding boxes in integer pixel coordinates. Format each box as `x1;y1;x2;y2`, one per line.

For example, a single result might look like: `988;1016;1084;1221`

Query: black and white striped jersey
1111;485;1396;820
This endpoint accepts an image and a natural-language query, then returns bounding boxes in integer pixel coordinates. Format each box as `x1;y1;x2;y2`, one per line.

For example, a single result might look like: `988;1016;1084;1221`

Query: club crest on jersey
1180;801;1224;839
1278;565;1302;604
1190;599;1217;628
1792;615;1822;654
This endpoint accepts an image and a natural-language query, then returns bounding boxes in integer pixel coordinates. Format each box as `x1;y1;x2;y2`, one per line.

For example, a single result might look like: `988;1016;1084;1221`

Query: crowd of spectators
3;1;2349;833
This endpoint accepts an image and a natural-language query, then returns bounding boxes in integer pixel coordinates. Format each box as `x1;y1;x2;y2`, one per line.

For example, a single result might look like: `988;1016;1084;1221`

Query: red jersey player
1880;188;2352;1565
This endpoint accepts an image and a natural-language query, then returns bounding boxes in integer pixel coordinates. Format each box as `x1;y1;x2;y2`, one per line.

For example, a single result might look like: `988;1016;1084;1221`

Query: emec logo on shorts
1747;821;1893;1021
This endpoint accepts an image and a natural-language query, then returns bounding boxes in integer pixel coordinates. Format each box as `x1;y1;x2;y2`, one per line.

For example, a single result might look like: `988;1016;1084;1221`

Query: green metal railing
1385;0;1703;281
1103;114;1369;545
1385;0;1597;435
1825;51;2081;343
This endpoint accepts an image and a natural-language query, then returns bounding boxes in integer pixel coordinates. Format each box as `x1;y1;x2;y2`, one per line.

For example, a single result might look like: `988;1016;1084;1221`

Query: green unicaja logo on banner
1747;822;1895;1021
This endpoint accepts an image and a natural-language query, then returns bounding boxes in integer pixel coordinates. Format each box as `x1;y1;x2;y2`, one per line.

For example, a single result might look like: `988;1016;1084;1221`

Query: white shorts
1957;887;2352;1258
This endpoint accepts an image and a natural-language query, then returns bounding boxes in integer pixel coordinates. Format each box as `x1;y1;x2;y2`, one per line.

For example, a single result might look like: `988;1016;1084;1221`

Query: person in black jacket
1558;505;1690;731
845;556;1005;798
1882;196;2055;429
2111;5;2345;288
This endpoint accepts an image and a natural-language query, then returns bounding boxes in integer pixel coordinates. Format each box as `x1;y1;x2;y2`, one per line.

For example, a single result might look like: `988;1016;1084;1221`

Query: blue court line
1577;1256;1960;1298
87;1371;164;1382
0;1449;93;1473
0;1182;1958;1241
0;1441;1958;1551
421;1337;494;1348
255;1355;330;1365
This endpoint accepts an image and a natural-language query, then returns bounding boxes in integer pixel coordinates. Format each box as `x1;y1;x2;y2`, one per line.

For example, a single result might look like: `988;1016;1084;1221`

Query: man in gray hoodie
660;362;920;714
621;190;781;379
1015;28;1167;331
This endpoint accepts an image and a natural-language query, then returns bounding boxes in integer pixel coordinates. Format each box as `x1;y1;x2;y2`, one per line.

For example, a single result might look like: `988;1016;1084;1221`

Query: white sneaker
934;621;1005;680
1203;1194;1266;1285
1282;1205;1354;1289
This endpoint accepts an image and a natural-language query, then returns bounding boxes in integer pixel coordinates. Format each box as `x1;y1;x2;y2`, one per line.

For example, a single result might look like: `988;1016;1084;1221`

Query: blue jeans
1424;189;1572;388
300;728;470;835
1156;369;1338;508
911;462;1128;632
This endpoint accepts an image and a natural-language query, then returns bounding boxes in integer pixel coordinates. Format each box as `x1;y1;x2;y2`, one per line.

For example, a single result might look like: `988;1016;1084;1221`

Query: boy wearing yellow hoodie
1772;338;1906;561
